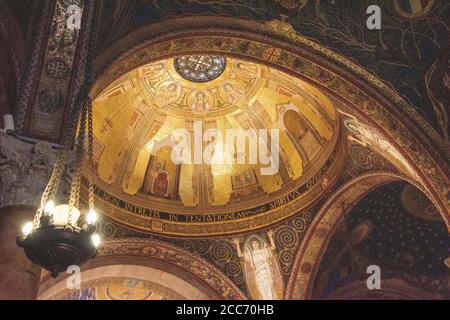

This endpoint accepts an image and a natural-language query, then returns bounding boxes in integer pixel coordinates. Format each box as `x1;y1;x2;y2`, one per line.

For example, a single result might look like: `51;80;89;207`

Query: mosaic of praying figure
233;231;284;300
190;91;211;113
221;82;245;104
155;82;180;106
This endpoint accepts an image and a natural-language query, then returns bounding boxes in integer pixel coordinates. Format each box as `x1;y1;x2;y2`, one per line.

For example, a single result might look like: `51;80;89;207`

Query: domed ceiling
88;55;343;236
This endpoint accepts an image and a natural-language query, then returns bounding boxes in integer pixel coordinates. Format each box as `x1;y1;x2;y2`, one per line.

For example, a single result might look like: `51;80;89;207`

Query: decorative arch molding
90;17;450;227
38;238;247;300
285;171;437;300
39;265;208;300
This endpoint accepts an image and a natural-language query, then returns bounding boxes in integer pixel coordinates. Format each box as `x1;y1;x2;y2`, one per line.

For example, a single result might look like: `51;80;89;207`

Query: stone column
0;205;41;299
0;132;64;299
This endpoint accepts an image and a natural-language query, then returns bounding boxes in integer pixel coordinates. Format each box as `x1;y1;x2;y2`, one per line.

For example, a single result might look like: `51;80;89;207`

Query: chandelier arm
33;154;65;226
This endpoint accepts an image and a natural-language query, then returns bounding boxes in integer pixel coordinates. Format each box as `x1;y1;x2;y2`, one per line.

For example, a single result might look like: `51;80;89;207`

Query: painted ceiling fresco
96;0;450;139
91;56;338;212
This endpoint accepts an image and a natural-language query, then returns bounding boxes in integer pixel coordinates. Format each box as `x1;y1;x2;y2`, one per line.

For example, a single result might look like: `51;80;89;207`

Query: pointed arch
285;171;441;300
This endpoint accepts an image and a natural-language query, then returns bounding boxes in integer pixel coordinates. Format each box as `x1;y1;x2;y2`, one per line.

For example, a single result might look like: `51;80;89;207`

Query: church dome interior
0;0;448;303
87;55;343;235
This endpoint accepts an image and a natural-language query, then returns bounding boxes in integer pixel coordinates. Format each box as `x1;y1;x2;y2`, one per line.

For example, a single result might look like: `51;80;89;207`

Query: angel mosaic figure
232;231;284;300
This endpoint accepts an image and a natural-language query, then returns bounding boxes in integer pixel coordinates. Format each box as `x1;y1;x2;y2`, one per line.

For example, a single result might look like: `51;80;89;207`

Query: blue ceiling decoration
314;181;450;299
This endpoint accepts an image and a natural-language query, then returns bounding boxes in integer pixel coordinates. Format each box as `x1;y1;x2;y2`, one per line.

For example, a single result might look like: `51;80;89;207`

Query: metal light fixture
17;92;100;278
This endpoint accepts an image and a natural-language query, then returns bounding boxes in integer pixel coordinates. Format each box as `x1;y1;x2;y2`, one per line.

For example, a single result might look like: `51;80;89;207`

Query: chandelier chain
33;111;80;227
33;0;98;227
87;97;95;210
67;100;87;223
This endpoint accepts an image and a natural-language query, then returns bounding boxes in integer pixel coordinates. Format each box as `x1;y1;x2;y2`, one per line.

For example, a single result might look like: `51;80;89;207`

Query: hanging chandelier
16;89;100;278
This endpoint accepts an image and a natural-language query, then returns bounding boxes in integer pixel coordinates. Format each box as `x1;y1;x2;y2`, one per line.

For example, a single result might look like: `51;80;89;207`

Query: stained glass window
174;55;225;82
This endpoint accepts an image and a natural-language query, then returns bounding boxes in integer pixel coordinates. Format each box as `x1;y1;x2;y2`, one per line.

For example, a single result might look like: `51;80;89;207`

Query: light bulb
22;222;33;236
53;204;80;225
44;200;55;215
86;209;98;225
91;234;101;247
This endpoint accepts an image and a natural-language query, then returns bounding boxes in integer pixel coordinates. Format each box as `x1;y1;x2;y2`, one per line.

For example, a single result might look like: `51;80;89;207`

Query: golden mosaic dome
88;55;343;236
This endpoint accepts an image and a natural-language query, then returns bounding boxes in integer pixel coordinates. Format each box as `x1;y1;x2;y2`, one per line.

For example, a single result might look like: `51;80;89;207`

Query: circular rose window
174;55;225;82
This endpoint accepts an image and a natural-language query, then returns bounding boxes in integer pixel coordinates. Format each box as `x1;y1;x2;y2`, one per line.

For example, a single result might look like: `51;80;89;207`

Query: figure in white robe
233;231;283;300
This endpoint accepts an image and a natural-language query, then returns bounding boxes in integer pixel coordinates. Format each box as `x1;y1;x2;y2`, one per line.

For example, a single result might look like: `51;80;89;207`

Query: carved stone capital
0;132;57;207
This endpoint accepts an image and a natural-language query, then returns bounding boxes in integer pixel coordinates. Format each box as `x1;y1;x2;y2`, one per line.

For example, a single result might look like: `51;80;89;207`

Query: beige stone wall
0;206;41;300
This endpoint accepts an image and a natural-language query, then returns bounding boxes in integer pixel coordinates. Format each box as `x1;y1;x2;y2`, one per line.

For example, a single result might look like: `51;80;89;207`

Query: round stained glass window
174;55;225;82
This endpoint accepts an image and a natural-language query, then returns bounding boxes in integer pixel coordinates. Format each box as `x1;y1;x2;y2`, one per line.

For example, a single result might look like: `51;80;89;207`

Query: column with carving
0;132;57;299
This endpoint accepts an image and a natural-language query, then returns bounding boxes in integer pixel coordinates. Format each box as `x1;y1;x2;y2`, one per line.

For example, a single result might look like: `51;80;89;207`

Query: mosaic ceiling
92;56;338;205
174;55;226;82
89;55;341;235
95;0;450;139
0;0;448;302
56;277;185;300
313;182;450;299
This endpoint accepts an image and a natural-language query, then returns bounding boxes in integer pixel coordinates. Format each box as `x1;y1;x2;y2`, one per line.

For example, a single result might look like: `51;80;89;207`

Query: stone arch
39;265;212;300
285;171;444;300
89;17;449;227
323;279;442;300
38;238;247;300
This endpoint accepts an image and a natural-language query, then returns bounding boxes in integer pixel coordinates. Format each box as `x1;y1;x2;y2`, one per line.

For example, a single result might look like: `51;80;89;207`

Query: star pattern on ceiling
314;182;449;299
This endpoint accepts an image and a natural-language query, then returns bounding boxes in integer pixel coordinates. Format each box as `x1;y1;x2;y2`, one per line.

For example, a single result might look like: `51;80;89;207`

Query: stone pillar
0;133;50;299
0;132;67;299
0;205;41;299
